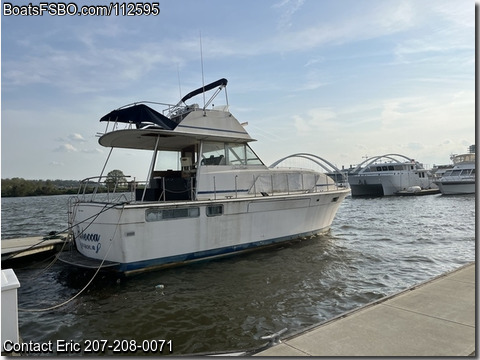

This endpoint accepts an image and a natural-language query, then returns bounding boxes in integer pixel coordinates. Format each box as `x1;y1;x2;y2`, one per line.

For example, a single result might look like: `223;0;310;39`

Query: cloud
271;1;416;53
81;148;103;154
0;1;418;94
304;57;325;67
54;143;78;152
406;142;425;151
293;107;337;134
53;143;102;155
2;34;175;94
49;161;64;167
55;133;86;143
4;0;472;99
273;0;305;30
68;133;86;142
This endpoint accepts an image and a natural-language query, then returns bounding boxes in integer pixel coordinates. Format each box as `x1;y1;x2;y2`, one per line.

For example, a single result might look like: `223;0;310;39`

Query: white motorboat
434;152;475;195
347;154;438;197
59;78;350;275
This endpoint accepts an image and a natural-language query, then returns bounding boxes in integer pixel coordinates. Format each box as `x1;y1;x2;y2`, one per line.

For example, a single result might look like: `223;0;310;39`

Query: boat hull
435;181;475;195
348;173;436;197
66;189;350;275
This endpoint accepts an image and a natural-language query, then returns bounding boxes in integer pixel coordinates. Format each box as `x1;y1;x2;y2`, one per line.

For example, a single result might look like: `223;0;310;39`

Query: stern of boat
67;197;129;264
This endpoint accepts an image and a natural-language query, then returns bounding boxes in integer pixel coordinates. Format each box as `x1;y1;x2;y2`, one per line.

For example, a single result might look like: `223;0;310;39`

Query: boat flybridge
347;154;439;197
59;78;350;275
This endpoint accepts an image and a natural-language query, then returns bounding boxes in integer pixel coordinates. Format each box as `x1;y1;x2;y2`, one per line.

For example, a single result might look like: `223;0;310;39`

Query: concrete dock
255;262;475;356
1;234;67;262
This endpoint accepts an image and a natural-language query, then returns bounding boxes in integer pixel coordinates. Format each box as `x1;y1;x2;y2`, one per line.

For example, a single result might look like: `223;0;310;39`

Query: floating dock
1;234;67;262
255;262;475;356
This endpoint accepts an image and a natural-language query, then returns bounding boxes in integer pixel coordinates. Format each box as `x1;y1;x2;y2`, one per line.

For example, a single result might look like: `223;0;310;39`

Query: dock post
1;269;20;352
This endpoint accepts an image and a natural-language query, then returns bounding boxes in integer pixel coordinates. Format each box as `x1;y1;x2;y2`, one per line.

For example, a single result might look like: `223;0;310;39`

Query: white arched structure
270;153;349;187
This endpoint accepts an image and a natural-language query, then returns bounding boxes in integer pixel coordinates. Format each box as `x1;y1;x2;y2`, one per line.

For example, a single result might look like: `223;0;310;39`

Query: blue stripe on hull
118;228;329;275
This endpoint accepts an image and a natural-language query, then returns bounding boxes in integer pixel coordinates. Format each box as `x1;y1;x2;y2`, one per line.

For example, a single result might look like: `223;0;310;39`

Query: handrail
76;170;343;204
76;175;133;202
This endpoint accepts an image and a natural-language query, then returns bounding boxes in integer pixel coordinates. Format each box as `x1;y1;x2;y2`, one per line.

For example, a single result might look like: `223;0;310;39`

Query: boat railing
74;170;346;204
75;175;136;203
74;175;198;204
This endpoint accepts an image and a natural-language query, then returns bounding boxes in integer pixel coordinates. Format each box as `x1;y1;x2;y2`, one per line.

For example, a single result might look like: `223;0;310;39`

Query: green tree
105;170;127;190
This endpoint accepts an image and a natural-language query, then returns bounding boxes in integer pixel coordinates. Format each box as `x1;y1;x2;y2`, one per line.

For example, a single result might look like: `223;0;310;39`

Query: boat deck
255;262;475;356
57;249;120;269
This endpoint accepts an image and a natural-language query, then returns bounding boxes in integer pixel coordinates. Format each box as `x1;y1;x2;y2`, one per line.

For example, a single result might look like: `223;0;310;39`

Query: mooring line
18;204;126;312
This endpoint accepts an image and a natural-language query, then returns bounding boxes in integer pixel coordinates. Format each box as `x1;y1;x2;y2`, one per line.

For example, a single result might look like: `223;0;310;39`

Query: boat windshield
201;141;264;166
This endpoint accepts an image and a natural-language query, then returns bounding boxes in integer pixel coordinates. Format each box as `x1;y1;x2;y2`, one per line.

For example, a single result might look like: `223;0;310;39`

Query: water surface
2;193;475;355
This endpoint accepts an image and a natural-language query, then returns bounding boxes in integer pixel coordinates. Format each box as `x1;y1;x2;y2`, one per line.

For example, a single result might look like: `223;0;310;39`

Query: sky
1;0;476;180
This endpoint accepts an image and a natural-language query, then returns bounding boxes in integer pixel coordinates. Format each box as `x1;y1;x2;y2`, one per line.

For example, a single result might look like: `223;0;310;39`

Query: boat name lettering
80;233;101;242
79;241;102;253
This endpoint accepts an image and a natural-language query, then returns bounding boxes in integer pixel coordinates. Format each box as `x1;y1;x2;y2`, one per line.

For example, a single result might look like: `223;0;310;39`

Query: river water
1;193;475;355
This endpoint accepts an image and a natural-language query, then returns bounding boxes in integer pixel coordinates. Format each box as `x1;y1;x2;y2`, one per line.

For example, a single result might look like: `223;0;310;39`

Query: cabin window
226;144;246;165
206;205;223;217
245;145;263;165
201;142;226;165
471;169;475;175
145;207;200;222
201;141;264;166
388;166;394;171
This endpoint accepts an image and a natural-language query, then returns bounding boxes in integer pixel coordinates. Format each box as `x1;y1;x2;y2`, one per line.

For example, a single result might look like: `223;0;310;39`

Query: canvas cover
100;104;178;130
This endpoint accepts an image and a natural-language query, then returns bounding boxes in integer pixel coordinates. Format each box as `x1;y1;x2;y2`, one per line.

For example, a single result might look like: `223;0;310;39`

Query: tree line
2;170;130;197
1;178;81;197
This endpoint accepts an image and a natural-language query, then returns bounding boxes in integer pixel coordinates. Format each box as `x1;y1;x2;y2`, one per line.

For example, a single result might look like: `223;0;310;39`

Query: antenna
176;63;182;99
199;31;206;114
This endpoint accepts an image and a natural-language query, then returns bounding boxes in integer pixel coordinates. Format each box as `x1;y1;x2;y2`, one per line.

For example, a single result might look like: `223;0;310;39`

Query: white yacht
59;78;350;275
434;152;475;195
347;154;438;197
